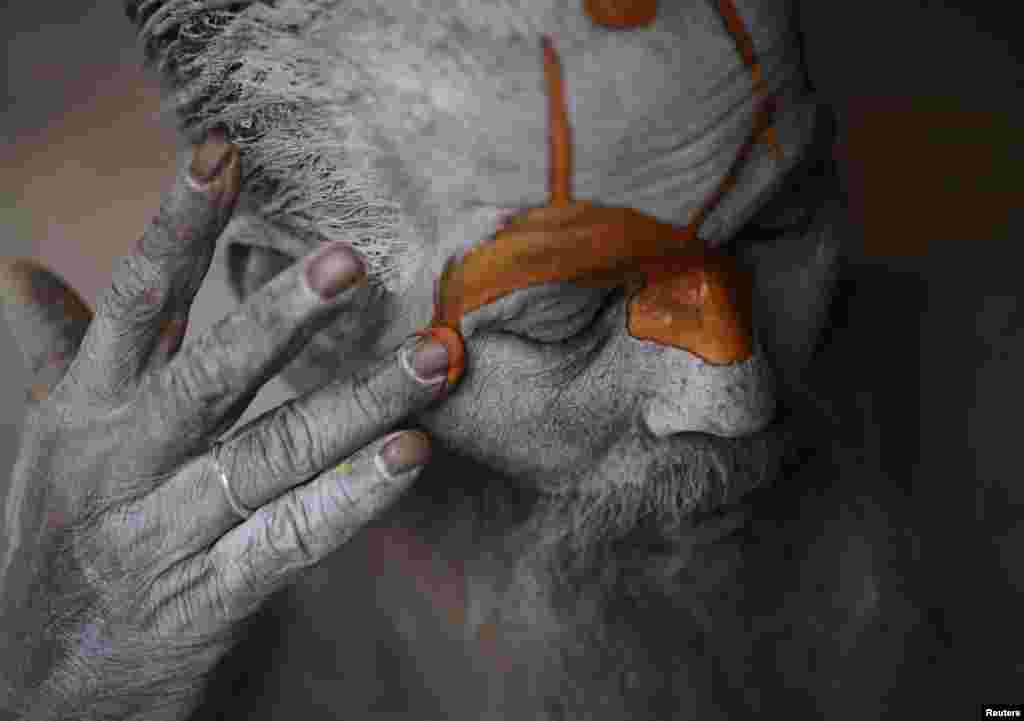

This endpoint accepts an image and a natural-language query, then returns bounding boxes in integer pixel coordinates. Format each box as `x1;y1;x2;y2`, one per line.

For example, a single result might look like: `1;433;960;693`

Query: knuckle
205;557;241;625
166;332;241;415
244;278;295;333
212;315;277;386
270;401;327;479
233;270;309;357
105;499;164;571
166;352;227;417
347;371;391;428
156;554;220;630
327;471;369;530
100;254;167;321
207;543;263;624
264;496;319;569
175;303;282;396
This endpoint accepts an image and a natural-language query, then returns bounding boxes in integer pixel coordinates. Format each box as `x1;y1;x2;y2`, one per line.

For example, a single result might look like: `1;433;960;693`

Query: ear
0;259;93;403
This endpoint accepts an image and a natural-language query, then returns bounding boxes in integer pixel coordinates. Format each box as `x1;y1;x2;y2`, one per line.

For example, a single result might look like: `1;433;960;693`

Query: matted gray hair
122;1;588;293
125;0;412;289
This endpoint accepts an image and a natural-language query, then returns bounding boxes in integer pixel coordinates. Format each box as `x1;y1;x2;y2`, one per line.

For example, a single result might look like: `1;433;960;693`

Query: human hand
0;131;457;721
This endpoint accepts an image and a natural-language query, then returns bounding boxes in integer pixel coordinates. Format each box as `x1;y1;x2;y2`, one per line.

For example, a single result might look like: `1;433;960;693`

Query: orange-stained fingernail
413;326;465;390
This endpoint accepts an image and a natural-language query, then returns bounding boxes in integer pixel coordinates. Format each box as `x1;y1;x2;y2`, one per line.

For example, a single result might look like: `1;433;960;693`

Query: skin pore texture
126;0;846;717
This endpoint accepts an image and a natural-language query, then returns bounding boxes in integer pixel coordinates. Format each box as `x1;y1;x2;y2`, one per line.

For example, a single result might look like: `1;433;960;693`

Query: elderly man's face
168;0;842;498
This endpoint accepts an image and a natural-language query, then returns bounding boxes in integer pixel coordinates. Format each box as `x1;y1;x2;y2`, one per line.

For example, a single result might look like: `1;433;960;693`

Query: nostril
642;350;777;439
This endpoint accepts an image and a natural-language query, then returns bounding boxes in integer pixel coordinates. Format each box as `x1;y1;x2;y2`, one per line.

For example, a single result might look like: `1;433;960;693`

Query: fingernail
189;128;234;186
377;431;431;478
403;337;449;385
306;241;366;300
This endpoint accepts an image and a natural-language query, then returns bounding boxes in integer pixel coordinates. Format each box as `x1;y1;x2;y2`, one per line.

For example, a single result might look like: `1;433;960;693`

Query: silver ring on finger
210;441;255;520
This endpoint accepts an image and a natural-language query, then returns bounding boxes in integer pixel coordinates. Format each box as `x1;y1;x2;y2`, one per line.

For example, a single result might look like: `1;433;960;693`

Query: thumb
0;258;94;403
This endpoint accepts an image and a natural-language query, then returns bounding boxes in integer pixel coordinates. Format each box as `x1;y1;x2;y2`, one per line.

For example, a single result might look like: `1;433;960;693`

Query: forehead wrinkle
330;0;810;238
173;1;566;292
148;0;812;287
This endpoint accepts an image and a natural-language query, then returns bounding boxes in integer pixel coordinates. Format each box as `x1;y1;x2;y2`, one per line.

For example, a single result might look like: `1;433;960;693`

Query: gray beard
173;335;890;721
387;418;794;719
387;375;896;720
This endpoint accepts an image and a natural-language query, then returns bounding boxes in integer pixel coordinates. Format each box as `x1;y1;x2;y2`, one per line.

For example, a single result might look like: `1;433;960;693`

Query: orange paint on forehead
416;0;781;377
584;0;660;29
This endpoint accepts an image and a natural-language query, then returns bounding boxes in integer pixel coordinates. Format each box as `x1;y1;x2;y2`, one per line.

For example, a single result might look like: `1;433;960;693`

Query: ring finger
136;235;370;464
147;428;431;631
139;328;453;564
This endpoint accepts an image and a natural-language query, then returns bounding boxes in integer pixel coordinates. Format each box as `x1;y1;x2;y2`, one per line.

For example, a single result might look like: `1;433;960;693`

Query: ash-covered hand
0;131;458;721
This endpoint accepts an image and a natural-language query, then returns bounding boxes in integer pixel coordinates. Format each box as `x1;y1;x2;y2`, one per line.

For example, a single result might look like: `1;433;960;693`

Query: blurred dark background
2;1;1022;715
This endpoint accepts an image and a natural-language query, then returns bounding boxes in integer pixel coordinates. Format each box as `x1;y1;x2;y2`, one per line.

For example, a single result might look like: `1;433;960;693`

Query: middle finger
150;330;454;559
138;238;368;463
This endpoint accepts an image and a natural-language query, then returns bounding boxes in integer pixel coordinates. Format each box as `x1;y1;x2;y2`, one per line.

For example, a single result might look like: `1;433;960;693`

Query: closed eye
507;285;619;344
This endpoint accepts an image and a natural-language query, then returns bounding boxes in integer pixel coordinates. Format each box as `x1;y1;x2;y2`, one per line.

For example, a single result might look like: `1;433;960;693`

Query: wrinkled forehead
314;0;799;201
315;0;790;82
132;0;812;284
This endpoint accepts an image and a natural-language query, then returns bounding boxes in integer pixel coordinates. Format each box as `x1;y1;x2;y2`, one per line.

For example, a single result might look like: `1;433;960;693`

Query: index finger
70;129;241;401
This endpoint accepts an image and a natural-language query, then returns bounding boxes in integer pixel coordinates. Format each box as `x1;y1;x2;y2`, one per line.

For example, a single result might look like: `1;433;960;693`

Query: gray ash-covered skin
100;0;847;717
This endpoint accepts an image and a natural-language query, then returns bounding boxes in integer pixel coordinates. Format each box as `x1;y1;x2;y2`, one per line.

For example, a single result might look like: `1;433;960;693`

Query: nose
641;346;777;438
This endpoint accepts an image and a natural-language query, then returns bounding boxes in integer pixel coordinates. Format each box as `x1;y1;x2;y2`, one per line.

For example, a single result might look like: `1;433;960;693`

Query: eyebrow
420;2;794;365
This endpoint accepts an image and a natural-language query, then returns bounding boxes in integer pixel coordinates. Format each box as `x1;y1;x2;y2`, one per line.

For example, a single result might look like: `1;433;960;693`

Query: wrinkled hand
0;132;456;721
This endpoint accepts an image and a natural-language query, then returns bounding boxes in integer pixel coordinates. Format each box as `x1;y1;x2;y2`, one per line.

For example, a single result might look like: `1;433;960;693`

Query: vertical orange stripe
716;0;759;79
716;0;783;161
542;35;573;207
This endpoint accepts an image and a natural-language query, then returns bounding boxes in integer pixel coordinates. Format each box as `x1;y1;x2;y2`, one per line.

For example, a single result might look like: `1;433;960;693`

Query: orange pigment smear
420;0;781;371
543;36;572;207
412;325;466;389
716;0;783;160
584;0;660;29
399;2;782;663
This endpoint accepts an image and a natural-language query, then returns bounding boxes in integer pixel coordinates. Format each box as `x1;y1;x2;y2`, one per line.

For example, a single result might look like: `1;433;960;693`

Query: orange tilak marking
423;6;781;365
584;0;659;29
717;0;783;161
542;36;572;208
432;203;703;326
717;0;758;75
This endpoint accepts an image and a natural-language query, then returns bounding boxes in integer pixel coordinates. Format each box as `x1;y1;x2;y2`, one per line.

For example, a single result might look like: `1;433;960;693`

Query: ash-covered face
132;0;844;504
